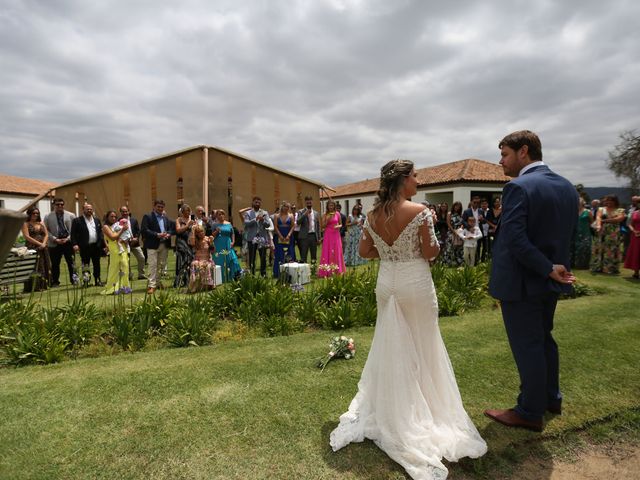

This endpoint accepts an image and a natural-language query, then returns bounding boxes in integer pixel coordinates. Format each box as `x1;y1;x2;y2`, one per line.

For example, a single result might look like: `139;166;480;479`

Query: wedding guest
71;203;104;286
238;206;252;266
21;206;50;292
296;195;321;264
174;204;195;288
485;196;502;254
273;202;297;278
101;210;130;295
335;203;348;250
434;203;449;248
243;197;270;276
268;206;279;267
572;198;593;269
318;200;345;277
623;195;640;279
194;205;213;235
188;225;216;292
590;194;626;274
443;201;465;266
212;209;242;282
456;216;483;266
141;199;175;294
344;206;367;266
44;198;76;286
291;203;300;256
478;198;490;261
462;196;484;264
486;130;578;432
119;206;146;280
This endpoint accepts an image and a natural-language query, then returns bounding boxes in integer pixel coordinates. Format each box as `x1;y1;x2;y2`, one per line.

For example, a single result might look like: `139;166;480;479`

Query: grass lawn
0;272;638;479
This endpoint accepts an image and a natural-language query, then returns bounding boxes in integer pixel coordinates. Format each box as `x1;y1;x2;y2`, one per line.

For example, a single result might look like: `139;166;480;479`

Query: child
456;216;482;266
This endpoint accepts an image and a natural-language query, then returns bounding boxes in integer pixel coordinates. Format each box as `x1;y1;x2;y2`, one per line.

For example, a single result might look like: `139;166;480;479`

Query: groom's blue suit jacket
489;165;578;302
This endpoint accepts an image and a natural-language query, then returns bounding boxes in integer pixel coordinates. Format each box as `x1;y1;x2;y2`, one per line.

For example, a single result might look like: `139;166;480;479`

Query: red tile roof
0;174;57;196
322;159;510;198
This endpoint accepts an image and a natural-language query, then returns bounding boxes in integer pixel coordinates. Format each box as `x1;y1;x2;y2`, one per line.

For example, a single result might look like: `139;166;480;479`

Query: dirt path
505;443;640;480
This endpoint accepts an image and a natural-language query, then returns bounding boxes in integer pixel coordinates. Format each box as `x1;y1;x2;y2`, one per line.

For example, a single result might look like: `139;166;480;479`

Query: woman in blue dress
211;210;242;282
344;205;367;266
273;202;297;278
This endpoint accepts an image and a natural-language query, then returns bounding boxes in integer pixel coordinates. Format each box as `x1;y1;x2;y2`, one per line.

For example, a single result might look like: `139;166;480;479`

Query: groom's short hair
499;130;543;161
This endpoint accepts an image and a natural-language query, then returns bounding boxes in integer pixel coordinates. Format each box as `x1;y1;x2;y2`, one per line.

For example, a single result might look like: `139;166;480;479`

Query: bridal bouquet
317;336;356;372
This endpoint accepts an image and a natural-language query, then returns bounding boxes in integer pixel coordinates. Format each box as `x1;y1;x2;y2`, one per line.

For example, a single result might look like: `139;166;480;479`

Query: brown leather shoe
484;408;543;432
147;287;156;294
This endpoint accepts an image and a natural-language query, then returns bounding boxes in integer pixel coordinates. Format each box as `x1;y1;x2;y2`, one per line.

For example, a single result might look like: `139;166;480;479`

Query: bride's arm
419;213;440;261
358;228;379;259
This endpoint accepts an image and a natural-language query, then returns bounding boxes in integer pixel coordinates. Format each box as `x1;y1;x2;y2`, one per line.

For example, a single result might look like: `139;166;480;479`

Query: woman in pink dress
318;200;346;277
624;204;640;279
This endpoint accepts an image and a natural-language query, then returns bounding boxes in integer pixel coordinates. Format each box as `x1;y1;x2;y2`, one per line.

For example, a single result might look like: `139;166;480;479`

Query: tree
608;130;640;192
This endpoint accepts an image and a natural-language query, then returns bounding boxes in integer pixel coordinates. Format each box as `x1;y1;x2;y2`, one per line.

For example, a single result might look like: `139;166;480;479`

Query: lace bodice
364;209;437;262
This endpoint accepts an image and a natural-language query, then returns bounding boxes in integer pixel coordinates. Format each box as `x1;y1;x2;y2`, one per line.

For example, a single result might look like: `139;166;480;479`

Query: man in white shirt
71;203;104;286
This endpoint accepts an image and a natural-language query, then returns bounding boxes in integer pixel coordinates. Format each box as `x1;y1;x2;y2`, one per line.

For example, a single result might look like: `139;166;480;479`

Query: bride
329;160;487;479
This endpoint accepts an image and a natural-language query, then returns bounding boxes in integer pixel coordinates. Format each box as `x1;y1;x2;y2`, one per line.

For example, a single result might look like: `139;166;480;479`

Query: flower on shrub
317;335;356;371
317;263;340;276
291;283;304;293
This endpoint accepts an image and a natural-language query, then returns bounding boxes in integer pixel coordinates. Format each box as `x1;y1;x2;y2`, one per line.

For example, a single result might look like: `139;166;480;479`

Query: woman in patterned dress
443;201;465;267
591;195;626;274
572;198;593;269
344;205;367;266
21;206;51;292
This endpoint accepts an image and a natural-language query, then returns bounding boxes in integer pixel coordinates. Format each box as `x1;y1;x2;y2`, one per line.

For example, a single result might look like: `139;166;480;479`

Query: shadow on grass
320;419;560;480
320;421;409;479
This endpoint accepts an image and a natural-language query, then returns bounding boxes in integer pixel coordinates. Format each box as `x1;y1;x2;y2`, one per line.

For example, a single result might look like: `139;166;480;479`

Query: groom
485;130;578;432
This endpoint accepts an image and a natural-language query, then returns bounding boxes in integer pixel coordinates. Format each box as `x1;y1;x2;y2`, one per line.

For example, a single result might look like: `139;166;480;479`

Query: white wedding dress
330;209;487;480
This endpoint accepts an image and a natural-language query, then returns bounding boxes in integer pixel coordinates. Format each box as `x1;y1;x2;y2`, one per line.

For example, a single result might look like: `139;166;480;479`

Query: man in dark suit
71;203;104;286
485;130;578;432
336;203;347;250
296;195;321;264
141;199;174;294
43;197;76;286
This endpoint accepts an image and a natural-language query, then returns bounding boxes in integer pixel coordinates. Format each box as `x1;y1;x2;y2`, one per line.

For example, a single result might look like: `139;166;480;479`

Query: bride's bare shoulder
402;202;428;216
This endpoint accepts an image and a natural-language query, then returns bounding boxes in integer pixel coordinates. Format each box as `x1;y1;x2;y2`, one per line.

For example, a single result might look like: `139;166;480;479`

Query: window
0;199;4;208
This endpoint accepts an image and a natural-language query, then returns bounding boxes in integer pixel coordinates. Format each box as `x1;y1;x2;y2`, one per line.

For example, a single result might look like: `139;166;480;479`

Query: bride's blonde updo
371;159;414;224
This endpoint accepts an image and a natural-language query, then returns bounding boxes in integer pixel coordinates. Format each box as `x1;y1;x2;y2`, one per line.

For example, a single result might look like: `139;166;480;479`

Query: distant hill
582;187;633;205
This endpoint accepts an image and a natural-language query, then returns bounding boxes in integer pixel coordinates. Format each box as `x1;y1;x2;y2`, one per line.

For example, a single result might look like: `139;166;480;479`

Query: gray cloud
1;0;638;189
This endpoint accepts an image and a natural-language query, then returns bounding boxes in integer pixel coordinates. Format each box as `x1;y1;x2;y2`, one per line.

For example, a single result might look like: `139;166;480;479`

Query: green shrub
1;319;68;366
444;265;486;309
205;285;238;319
320;297;355;330
437;289;468;317
54;299;102;350
294;291;322;327
164;307;214;347
260;314;303;337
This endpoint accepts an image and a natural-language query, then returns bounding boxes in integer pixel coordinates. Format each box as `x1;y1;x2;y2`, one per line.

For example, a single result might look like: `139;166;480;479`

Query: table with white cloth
280;262;311;284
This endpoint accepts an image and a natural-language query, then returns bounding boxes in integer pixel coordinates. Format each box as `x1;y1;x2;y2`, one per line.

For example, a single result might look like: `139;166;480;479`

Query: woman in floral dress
344;206;366;266
591;195;626;274
188;225;216;292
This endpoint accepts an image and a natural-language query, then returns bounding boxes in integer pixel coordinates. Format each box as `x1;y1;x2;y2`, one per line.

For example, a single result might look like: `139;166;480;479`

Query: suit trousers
247;242;267;276
147;244;169;288
298;237;317;264
463;246;476;267
501;292;561;422
130;245;146;276
49;242;76;285
79;243;102;282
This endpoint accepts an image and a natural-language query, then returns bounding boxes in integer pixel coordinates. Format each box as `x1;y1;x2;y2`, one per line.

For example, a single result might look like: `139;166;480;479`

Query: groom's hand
549;264;575;284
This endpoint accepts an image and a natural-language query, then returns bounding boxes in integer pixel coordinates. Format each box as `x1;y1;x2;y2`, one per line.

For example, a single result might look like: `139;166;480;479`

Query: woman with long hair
344;205;367;266
188;225;216;292
174;204;195;288
212;209;242;282
572;198;593;269
318;199;346;277
591;195;626;274
273;202;297;278
330;159;486;479
101;210;131;295
443;201;465;266
21;206;51;292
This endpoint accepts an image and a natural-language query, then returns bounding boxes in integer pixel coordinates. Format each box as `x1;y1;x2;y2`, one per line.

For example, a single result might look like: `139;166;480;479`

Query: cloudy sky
1;0;638;188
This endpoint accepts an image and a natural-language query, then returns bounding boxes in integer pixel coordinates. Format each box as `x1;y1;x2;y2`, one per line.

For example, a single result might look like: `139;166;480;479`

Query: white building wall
0;194;52;214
